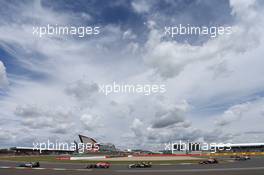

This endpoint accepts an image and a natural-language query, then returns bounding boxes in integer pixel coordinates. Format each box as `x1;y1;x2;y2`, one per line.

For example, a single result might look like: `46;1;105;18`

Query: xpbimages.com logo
164;141;232;153
164;24;232;38
33;24;100;37
98;82;166;96
33;140;100;153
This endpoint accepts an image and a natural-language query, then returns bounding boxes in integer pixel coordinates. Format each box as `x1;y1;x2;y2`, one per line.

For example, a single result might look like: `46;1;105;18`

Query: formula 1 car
234;155;251;161
199;158;218;164
128;162;152;168
18;162;40;168
86;162;110;169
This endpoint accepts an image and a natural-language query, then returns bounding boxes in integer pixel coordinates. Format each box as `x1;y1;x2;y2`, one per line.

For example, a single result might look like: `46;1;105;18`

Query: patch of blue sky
191;90;264;116
154;0;234;44
42;0;144;28
41;0;234;45
0;47;49;81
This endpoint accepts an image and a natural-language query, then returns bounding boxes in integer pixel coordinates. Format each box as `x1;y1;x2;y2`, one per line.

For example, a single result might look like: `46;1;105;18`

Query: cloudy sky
0;0;264;150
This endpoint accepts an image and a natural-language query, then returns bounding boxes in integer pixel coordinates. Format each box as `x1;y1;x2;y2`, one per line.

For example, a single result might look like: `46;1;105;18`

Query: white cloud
80;114;102;131
0;0;264;149
215;102;250;126
230;0;256;18
15;105;74;133
143;0;262;79
209;97;264;142
151;101;189;128
131;0;151;14
0;128;16;141
123;30;137;40
0;61;8;87
144;25;261;79
65;80;99;101
130;118;144;138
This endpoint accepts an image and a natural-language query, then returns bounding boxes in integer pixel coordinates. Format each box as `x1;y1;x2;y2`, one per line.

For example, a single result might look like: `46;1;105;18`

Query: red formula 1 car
86;162;110;169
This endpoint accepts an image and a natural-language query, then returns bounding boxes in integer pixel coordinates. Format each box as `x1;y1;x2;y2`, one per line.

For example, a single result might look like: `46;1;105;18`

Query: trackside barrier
209;152;264;156
133;154;202;157
70;156;106;160
133;152;264;157
56;152;264;161
56;156;71;160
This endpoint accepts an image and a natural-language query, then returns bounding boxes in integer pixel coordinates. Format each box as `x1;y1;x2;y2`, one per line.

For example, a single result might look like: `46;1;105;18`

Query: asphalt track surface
1;157;264;175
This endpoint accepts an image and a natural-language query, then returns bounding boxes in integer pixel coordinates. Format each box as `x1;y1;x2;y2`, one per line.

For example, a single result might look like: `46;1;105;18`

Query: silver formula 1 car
128;162;152;168
18;162;40;168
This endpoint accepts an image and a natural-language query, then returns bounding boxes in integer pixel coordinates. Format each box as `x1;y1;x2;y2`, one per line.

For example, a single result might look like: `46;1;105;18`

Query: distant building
99;143;117;152
215;143;264;153
9;147;74;155
78;134;117;153
78;134;97;145
171;142;264;154
6;134;117;155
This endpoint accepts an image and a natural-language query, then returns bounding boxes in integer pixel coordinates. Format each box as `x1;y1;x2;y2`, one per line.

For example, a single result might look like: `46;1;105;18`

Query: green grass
0;155;62;163
0;155;202;165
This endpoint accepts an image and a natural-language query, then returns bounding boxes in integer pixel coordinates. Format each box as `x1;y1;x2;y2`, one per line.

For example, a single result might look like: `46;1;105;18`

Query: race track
1;157;264;175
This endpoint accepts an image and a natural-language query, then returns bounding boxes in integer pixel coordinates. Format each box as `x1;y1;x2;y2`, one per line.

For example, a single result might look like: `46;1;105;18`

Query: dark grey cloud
65;80;99;100
14;105;74;133
244;131;264;135
152;107;185;128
